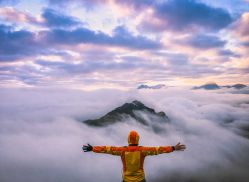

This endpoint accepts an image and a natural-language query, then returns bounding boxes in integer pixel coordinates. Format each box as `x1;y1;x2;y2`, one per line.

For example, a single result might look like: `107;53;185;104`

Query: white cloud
0;87;249;182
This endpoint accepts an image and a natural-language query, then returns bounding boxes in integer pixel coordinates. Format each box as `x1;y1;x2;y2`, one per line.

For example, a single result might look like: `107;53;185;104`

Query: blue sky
0;0;249;89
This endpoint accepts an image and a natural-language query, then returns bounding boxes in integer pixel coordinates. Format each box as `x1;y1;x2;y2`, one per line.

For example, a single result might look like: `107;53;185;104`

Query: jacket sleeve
92;146;125;156
141;146;174;156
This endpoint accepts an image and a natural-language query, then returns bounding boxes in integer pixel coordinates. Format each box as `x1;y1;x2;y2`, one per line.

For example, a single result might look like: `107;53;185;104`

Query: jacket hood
128;130;139;145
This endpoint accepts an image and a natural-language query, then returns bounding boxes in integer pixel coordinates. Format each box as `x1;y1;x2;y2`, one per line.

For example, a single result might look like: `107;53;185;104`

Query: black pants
123;179;146;182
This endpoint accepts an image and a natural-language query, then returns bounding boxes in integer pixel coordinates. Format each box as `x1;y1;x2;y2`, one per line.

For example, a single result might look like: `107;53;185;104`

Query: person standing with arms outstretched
83;130;186;182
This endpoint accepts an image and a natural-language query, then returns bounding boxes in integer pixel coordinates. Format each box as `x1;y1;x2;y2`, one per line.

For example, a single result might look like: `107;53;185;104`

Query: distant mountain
137;84;165;89
83;100;170;129
193;82;220;90
222;84;247;89
193;83;247;90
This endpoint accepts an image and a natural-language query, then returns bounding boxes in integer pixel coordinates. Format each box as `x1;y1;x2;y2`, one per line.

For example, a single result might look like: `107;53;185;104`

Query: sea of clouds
0;87;249;182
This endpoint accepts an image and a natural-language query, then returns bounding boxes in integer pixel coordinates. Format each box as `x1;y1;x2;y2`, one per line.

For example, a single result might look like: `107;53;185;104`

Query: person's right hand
175;142;186;151
82;144;93;152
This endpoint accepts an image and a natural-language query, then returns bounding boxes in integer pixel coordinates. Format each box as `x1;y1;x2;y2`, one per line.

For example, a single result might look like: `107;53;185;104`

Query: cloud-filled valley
0;88;249;182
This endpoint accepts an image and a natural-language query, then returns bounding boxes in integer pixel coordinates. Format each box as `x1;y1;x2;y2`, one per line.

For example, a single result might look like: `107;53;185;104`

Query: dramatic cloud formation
139;0;233;32
44;25;161;49
35;55;163;75
0;88;249;182
47;0;107;8
232;12;249;47
42;8;81;28
218;49;240;58
180;34;226;49
0;7;40;25
0;0;18;4
0;24;42;61
0;0;248;89
0;23;159;62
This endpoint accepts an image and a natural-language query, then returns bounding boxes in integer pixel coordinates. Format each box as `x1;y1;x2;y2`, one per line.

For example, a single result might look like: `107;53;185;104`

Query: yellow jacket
93;145;173;182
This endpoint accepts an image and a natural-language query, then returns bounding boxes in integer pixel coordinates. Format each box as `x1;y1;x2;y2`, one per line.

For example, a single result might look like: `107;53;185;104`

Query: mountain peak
193;82;220;90
137;84;165;89
83;100;169;128
132;100;143;106
231;84;247;89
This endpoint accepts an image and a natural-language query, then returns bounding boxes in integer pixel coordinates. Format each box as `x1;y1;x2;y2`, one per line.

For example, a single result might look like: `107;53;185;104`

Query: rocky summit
83;100;170;127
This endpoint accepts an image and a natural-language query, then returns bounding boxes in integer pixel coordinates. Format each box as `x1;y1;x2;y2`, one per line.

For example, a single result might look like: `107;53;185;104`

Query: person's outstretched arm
82;143;125;156
142;142;186;156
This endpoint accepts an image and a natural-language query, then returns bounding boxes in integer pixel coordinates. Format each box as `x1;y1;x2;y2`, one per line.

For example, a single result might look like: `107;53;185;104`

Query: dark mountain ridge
83;100;169;127
193;83;247;90
223;84;247;89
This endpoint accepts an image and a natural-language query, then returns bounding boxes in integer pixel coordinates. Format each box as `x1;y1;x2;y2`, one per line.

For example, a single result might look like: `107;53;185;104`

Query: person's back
83;131;186;182
122;146;145;181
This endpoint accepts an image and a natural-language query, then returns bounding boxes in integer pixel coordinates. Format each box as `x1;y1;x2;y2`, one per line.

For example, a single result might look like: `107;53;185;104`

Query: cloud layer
0;88;249;182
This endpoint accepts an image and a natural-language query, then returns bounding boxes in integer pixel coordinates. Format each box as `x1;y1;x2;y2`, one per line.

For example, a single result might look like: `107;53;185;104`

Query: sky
0;0;249;89
0;87;249;182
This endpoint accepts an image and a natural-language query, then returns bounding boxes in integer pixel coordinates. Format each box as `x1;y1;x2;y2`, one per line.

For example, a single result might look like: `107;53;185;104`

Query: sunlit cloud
231;12;249;44
0;7;42;25
0;0;248;89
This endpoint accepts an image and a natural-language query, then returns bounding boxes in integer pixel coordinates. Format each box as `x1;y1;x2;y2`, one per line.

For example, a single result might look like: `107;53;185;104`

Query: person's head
128;130;139;146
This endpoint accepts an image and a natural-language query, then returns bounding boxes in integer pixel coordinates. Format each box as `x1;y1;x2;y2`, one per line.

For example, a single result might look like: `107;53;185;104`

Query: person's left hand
174;142;186;151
